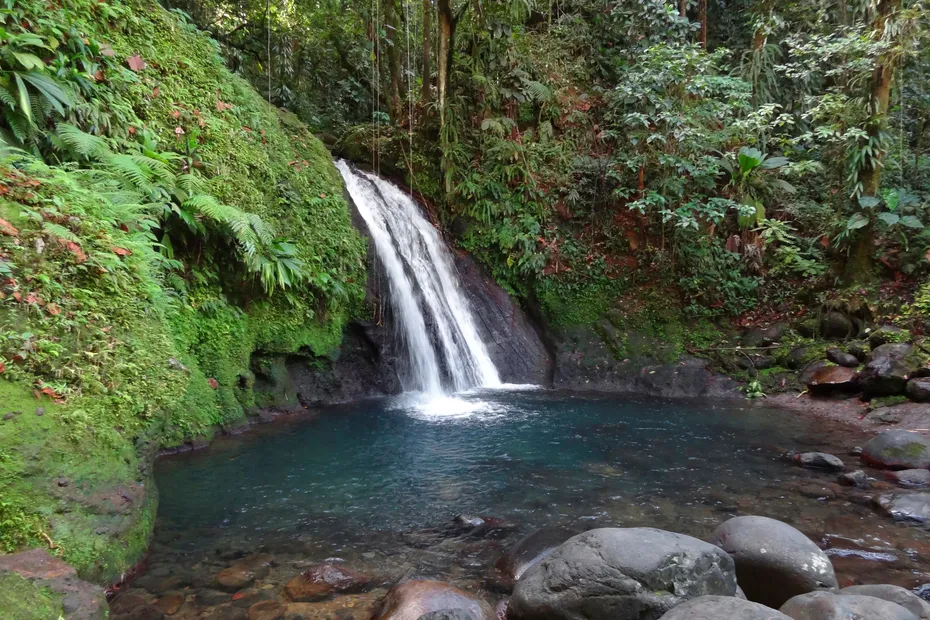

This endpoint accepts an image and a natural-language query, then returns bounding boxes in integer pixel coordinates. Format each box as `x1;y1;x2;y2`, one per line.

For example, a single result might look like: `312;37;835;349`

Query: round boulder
658;596;791;619
488;526;579;592
820;312;853;339
907;379;930;403
779;591;918;620
374;580;494;620
839;585;930;619
708;516;837;609
826;348;859;368
861;430;930;470
508;527;736;620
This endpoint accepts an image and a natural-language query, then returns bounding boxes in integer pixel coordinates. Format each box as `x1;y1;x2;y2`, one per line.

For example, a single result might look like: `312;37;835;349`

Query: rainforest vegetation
1;0;930;600
165;0;930;327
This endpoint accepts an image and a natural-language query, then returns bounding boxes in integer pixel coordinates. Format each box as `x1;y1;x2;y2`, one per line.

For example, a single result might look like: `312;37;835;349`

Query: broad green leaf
771;178;796;194
12;73;31;122
857;195;880;209
876;212;899;226
847;213;870;230
760;156;789;169
12;52;44;70
900;216;925;229
737;146;763;174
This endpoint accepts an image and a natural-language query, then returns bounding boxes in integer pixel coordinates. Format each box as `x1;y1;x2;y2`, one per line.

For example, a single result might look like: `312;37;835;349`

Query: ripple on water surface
151;391;930;595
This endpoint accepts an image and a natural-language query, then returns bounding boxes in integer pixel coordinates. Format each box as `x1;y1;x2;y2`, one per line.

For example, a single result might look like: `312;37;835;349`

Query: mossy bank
0;0;365;582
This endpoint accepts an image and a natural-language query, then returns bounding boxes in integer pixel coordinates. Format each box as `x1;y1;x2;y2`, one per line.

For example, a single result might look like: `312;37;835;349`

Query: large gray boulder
859;344;924;397
708;516;837;609
658;596;791;619
861;430;930;470
839;585;930;619
779;591;918;620
508;528;736;620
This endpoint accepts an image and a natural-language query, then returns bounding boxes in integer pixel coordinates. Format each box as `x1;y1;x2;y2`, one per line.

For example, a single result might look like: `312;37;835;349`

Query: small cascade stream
337;160;501;395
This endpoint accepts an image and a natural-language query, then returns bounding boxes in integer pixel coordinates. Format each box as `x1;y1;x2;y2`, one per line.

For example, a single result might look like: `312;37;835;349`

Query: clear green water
154;389;870;565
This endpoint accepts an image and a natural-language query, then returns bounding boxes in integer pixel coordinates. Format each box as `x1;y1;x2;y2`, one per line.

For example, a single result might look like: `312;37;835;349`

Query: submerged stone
793;452;845;471
875;492;930;523
283;563;373;602
374;580;494;620
488;526;580;592
887;469;930;489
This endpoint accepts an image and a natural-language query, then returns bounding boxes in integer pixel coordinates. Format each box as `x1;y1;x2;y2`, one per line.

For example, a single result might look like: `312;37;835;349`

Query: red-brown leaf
208;378;219;390
100;43;116;57
47;303;61;316
127;55;146;71
111;246;132;257
152;86;160;98
0;361;5;373
40;386;61;399
0;218;18;236
58;239;87;263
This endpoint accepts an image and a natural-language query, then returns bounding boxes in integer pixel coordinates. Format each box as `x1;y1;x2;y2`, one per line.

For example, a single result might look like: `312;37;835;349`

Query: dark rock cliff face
551;323;740;399
451;251;552;385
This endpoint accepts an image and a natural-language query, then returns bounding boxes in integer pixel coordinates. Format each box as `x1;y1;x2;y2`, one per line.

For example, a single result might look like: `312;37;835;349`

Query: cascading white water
337;160;501;395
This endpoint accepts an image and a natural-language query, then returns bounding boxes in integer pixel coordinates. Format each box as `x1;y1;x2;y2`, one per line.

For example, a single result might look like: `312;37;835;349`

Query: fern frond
56;123;111;159
42;221;81;243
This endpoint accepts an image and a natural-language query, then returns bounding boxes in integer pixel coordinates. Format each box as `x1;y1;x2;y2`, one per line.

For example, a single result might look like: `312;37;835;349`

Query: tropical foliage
172;0;930;323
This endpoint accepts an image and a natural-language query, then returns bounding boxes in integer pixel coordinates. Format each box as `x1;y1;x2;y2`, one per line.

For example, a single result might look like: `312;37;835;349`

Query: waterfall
336;161;501;395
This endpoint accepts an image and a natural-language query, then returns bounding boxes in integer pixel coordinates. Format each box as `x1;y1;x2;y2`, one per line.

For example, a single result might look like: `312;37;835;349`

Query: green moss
0;572;64;620
0;0;366;582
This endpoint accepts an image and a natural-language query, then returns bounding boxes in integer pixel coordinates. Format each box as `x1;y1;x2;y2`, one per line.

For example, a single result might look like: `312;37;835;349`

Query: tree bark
421;0;432;101
383;0;404;122
858;0;899;197
679;0;687;18
698;0;707;47
437;0;453;120
846;0;900;283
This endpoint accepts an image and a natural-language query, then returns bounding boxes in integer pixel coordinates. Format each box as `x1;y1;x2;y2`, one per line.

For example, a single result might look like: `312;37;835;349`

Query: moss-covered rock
0;0;365;584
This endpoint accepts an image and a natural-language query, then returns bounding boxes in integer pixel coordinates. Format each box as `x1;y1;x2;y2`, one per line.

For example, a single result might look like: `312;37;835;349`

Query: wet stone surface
132;392;930;619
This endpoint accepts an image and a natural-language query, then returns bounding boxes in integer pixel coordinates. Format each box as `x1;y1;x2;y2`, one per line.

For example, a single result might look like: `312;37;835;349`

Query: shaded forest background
162;0;930;329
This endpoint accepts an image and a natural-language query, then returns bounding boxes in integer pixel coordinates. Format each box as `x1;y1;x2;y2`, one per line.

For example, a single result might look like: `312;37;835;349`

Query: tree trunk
846;0;900;283
437;0;454;192
421;0;431;101
698;0;707;47
437;0;453;120
383;0;404;122
679;0;687;18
